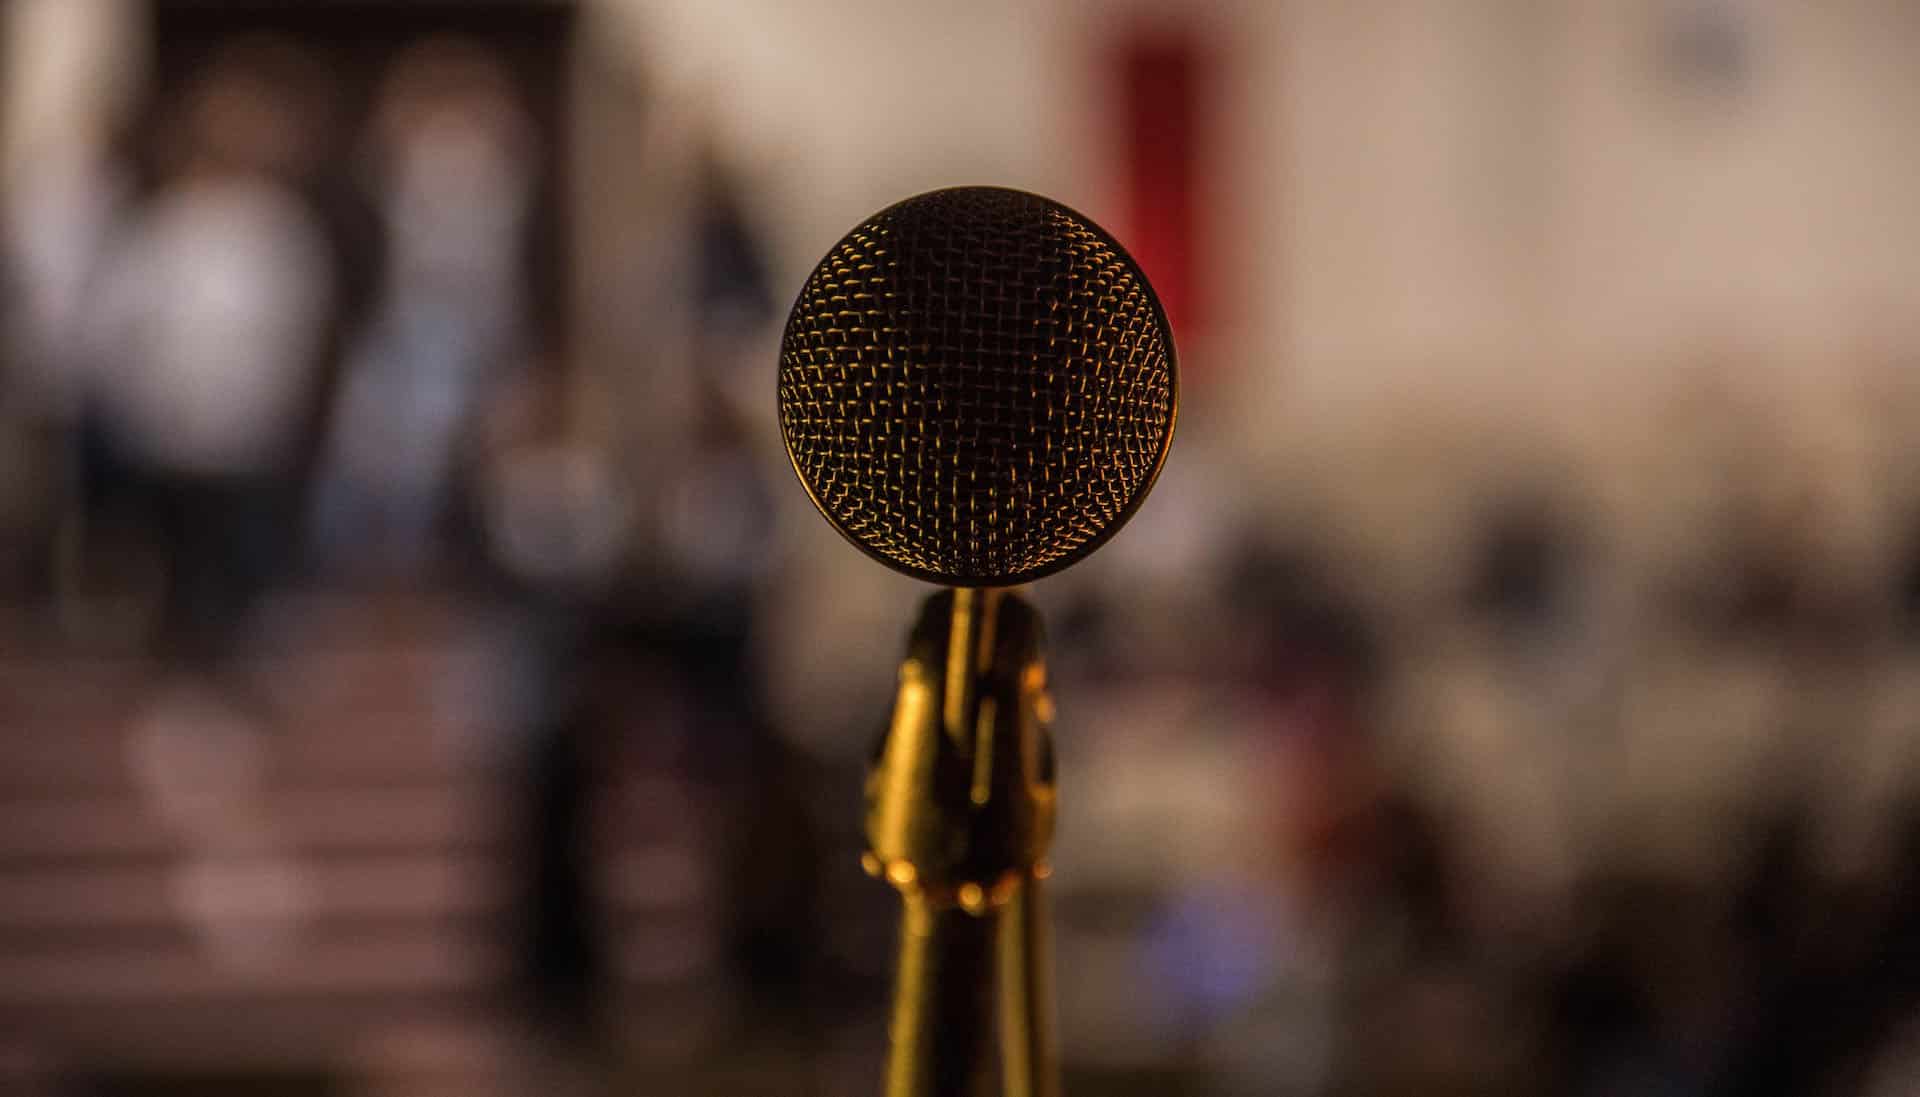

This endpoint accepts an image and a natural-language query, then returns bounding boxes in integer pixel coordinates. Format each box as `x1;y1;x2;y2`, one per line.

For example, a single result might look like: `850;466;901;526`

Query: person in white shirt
79;43;335;666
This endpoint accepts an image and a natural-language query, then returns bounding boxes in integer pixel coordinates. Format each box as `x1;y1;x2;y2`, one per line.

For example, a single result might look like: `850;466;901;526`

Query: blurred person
50;39;344;998
653;379;833;1031
1464;489;1589;656
654;384;777;749
1654;509;1920;1097
476;386;825;1080
1540;427;1910;1097
0;138;130;611
77;39;336;672
1453;487;1610;959
1545;795;1920;1097
1204;545;1547;1097
315;37;539;579
688;144;776;366
468;364;624;1057
655;149;837;1034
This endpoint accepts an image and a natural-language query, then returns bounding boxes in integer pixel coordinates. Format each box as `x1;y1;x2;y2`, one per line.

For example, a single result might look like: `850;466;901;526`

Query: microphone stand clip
863;586;1060;1097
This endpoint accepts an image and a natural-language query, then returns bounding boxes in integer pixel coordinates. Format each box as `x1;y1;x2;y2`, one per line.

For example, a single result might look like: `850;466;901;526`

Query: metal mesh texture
779;187;1177;586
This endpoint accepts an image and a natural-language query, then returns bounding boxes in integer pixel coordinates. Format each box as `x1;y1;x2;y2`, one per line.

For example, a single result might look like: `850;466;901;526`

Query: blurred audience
1;4;1919;1097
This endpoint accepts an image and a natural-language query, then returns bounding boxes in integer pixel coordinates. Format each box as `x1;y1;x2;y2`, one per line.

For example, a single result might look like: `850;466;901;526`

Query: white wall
594;0;1100;286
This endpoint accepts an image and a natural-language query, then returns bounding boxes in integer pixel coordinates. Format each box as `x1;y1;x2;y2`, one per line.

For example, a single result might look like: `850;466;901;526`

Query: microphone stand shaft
886;893;999;1097
998;872;1058;1097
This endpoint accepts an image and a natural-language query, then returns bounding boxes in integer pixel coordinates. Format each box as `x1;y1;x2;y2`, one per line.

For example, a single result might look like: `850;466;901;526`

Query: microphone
779;186;1177;1097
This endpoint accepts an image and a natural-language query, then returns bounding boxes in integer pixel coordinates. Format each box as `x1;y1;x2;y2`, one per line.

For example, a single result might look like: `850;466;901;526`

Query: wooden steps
0;593;729;1083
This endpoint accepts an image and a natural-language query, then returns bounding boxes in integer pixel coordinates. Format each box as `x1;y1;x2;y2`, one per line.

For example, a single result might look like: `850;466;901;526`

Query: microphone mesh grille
779;187;1176;585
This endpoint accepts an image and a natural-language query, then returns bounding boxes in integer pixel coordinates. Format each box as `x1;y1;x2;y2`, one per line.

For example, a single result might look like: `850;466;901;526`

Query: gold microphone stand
863;587;1060;1097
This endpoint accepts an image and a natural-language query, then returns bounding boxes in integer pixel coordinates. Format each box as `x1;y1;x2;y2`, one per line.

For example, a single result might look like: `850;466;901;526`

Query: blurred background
3;0;1920;1094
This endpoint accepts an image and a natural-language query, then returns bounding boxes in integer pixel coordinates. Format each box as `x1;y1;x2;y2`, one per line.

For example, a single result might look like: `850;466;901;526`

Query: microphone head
778;186;1178;587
